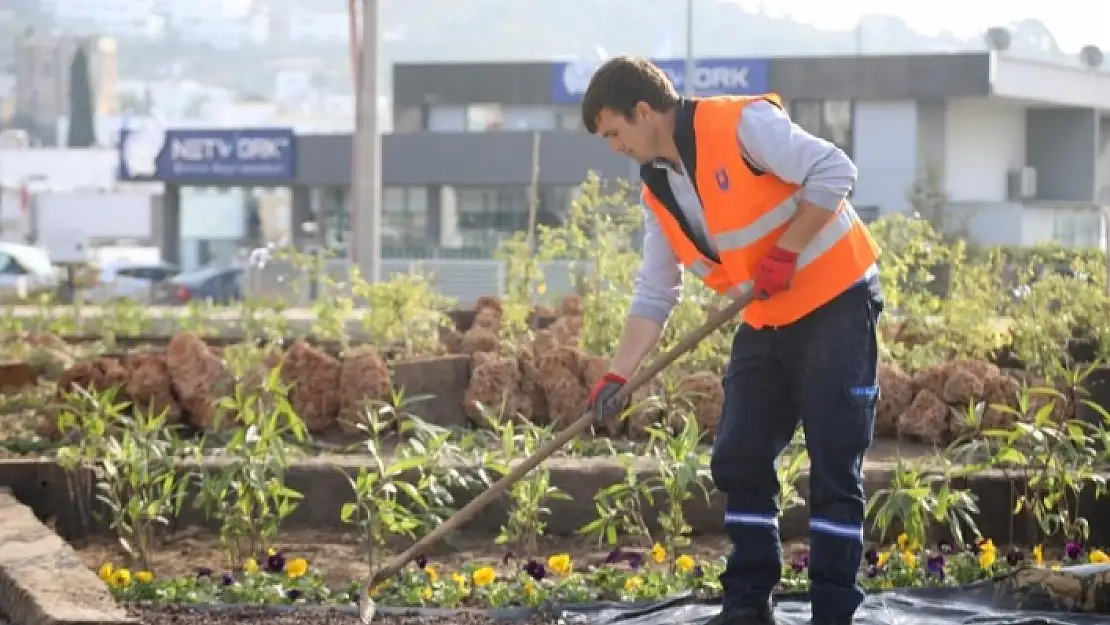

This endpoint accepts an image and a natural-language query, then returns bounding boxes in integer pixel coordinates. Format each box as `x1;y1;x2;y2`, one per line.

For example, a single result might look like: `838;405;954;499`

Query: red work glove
588;372;628;425
752;245;798;300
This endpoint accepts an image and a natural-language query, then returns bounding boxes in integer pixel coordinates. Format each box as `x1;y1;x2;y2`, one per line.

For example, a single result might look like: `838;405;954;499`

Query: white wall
0;148;121;190
943;97;1027;203
851;101;918;214
992;55;1110;110
35;191;153;261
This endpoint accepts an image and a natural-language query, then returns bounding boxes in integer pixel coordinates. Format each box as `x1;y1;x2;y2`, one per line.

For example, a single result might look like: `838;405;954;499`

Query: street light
1078;44;1106;281
683;0;696;97
984;27;1012;52
350;0;382;284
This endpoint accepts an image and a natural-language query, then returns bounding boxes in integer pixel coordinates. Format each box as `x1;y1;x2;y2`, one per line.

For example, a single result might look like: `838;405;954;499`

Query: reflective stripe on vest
683;195;862;292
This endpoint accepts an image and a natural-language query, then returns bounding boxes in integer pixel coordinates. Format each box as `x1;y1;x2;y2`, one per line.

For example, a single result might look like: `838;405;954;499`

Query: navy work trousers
711;277;883;622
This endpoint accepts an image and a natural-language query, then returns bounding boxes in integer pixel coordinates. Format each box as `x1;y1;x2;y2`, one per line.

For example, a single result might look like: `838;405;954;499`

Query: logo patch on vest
714;167;729;190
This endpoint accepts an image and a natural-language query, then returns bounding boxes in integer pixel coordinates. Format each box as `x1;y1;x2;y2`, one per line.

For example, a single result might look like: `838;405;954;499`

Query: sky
728;0;1110;53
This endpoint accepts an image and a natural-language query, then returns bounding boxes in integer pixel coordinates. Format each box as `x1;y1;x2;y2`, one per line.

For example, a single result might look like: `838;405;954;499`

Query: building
378;51;1110;252
286;9;348;45
112;51;1110;283
13;32;119;139
42;0;163;39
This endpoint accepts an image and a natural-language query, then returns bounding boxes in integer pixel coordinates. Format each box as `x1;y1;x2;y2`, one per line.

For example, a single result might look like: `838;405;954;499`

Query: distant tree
67;46;97;147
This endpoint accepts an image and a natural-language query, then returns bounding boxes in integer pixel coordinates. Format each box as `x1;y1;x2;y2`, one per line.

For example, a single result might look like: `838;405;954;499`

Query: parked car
0;243;61;302
153;265;244;305
86;260;180;304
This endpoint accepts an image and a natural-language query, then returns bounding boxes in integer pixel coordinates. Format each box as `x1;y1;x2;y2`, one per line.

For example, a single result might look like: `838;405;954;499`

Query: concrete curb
0;488;136;625
3;456;1107;548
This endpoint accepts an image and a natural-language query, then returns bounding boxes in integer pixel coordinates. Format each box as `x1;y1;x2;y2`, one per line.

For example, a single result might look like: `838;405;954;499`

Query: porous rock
677;371;724;434
877;361;914;438
897;389;949;442
125;351;181;423
472;306;501;331
559;295;582;317
337;345;393;434
281;339;341;433
981;372;1023;429
463;351;523;424
537;345;589;428
516;342;548;424
941;364;985;405
461;326;499;355
548;315;582;346
166;332;235;430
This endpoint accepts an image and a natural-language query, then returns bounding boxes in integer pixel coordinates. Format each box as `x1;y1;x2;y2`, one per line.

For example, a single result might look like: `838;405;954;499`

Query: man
581;56;883;625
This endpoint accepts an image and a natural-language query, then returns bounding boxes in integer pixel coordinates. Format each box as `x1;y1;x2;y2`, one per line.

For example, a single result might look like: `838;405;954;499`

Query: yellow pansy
547;554;572;576
286;557;308;578
625;576;644;591
900;550;916;568
675;554;695;573
524;581;537;597
1033;545;1044;567
1089;549;1110;564
877;551;890;567
452;572;467;586
421;586;433;600
135;570;154;584
98;563;114;582
425;566;439;582
243;558;260;574
651;543;666;564
896;534;918;551
267;547;278;557
978;548;996;569
472;566;496;587
109;568;132;588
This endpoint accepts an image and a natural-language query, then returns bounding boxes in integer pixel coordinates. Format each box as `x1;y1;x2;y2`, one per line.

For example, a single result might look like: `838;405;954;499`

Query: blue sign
117;125;296;182
551;57;769;104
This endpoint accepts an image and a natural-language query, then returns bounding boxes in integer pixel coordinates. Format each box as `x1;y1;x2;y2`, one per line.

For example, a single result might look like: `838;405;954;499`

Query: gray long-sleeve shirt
629;99;865;325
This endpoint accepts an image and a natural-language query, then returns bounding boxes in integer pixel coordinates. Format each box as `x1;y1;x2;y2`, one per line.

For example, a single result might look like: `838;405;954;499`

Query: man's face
594;104;657;164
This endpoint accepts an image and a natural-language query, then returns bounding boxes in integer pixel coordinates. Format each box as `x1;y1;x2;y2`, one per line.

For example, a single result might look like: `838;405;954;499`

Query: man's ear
634;101;653;122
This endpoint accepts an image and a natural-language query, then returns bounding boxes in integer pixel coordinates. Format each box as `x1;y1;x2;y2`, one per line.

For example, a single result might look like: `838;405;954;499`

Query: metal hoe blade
357;289;755;624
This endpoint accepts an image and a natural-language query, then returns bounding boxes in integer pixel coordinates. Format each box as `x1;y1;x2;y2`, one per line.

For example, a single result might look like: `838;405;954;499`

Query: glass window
790;100;824;137
382;186;430;247
502;107;557;131
823;100;854;155
457;186;528;248
786;99;854;158
428;106;466;132
539;185;578;226
467;104;504;132
394;106;423;133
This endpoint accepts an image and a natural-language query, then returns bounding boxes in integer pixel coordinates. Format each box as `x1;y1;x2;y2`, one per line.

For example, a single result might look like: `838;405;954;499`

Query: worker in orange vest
582;56;882;625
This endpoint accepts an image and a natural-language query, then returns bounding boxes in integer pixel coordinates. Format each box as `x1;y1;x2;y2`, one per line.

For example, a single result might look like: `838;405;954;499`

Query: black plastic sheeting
137;563;1110;624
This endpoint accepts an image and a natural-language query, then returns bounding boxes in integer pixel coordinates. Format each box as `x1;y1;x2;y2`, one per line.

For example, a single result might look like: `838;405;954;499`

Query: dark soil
129;605;551;625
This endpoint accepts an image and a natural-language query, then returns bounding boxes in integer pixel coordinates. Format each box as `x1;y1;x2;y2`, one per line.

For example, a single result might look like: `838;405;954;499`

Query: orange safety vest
640;94;880;329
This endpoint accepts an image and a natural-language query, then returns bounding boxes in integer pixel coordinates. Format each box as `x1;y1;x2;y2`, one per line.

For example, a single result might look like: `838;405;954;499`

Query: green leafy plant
192;366;306;567
476;405;570;557
55;386;196;568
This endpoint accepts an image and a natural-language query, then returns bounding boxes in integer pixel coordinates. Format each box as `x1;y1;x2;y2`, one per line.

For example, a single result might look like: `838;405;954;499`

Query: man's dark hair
581;55;681;134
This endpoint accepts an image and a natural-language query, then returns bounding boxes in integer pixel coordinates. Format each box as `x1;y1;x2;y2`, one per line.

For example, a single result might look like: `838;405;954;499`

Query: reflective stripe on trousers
683;196;865;293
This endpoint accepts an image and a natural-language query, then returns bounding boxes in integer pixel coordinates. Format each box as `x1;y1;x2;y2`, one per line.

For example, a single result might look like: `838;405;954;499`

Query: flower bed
96;535;1109;610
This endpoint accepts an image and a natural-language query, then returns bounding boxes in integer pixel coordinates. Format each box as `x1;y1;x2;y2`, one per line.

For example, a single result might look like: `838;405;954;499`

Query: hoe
359;289;757;623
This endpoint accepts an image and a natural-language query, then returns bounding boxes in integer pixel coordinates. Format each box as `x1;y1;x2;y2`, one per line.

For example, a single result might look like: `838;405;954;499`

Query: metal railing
242;258;592;307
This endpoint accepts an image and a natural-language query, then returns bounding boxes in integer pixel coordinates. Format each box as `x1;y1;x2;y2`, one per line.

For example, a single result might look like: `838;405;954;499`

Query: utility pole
684;0;695;97
352;0;382;283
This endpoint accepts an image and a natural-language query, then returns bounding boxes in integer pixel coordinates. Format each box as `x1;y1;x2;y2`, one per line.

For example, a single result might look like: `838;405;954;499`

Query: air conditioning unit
1007;167;1037;200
